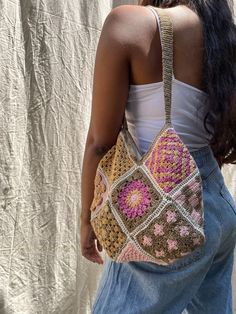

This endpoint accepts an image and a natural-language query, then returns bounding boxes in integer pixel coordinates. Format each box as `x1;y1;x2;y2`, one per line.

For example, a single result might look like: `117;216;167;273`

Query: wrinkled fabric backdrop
0;0;235;313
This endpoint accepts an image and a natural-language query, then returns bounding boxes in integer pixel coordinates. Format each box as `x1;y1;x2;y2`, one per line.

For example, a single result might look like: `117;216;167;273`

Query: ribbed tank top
125;6;213;154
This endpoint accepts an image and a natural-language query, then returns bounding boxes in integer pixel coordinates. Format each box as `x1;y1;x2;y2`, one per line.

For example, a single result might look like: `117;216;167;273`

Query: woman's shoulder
101;5;159;55
107;4;150;21
103;5;155;33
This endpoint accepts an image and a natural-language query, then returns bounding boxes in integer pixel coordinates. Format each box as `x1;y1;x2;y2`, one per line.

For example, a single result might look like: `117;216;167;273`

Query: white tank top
125;6;213;154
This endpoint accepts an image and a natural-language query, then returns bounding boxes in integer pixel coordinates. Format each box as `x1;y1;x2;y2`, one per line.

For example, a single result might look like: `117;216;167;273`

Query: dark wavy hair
140;0;236;167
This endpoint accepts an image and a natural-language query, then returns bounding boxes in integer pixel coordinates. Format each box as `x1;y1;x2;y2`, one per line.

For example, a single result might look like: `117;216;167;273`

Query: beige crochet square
91;203;126;259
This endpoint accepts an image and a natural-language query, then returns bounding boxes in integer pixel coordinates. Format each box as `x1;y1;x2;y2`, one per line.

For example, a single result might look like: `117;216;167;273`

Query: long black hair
141;0;236;166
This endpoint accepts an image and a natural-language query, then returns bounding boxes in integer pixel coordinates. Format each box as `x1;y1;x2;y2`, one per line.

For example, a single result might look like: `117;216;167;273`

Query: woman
80;0;236;313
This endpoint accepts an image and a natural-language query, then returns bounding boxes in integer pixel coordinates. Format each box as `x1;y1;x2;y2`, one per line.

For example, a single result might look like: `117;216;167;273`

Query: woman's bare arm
80;6;131;263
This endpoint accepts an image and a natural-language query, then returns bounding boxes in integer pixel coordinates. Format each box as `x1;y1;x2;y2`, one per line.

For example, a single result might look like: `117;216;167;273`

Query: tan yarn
92;204;126;259
99;135;135;185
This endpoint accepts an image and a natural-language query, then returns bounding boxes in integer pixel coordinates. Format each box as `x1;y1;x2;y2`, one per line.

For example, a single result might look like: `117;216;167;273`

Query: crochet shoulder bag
90;7;206;265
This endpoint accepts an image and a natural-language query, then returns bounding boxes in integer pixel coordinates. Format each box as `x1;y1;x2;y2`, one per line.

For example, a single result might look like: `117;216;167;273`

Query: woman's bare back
126;5;204;91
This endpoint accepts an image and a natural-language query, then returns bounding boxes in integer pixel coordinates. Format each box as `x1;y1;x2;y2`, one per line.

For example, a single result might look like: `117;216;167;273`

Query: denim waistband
189;145;219;170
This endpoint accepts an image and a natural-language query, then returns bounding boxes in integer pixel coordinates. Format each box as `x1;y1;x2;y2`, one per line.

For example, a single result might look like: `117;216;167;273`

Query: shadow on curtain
0;0;235;313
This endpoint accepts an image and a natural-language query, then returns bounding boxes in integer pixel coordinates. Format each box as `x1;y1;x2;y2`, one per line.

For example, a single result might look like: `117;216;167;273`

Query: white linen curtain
0;0;235;313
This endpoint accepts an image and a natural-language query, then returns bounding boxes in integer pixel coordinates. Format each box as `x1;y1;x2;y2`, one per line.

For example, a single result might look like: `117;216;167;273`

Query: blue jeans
91;146;236;314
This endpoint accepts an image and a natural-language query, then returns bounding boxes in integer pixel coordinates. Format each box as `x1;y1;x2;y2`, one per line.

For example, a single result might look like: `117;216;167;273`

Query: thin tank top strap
147;6;162;46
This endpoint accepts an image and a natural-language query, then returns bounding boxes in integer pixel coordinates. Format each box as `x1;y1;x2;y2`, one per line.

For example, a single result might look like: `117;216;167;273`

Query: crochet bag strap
155;8;173;125
122;7;174;128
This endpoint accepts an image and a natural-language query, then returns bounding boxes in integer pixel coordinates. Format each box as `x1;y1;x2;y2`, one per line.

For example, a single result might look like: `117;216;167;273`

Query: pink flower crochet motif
179;226;190;237
117;179;151;219
155;250;165;258
191;210;202;224
166;210;177;223
189;194;199;208
167;239;178;251
154;223;165;236
193;238;201;246
176;194;186;202
142;235;153;246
